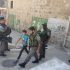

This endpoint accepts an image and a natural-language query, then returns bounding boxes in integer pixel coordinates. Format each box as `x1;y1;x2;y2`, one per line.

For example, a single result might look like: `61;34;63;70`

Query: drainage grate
2;59;17;67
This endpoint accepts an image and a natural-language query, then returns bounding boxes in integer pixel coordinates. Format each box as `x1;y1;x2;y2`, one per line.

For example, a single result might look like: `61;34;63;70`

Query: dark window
10;1;13;9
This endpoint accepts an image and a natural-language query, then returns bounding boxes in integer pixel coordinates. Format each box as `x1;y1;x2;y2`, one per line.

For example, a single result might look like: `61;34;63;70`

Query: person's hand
27;46;30;51
15;43;18;48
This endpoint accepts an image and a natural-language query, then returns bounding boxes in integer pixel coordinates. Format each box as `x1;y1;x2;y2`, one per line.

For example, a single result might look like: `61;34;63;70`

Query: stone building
7;0;70;30
0;0;69;49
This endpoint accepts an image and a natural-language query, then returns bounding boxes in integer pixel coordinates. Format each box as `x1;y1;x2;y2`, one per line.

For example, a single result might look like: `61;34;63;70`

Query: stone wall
7;0;70;29
47;18;69;46
7;0;70;47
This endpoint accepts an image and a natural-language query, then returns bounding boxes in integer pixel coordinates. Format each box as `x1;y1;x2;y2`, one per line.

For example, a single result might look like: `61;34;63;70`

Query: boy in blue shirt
15;29;29;63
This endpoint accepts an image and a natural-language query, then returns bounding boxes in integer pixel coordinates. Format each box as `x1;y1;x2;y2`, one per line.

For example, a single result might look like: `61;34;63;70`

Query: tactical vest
29;33;38;47
40;29;51;42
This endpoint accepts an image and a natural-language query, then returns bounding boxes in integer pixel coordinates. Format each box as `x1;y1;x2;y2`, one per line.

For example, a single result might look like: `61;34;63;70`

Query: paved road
0;44;70;70
0;30;69;70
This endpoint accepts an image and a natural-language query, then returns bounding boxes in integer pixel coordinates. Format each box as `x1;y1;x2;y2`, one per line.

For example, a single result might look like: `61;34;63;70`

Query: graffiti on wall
47;18;69;45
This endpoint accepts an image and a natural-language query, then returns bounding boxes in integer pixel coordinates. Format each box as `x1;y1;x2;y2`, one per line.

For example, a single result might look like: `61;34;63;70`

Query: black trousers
17;45;29;60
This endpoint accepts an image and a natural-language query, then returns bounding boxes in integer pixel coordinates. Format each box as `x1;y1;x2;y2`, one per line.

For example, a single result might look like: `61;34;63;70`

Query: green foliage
31;16;48;31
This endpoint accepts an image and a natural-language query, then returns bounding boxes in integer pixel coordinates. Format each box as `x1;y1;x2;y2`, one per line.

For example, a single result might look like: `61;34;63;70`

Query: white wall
47;18;69;46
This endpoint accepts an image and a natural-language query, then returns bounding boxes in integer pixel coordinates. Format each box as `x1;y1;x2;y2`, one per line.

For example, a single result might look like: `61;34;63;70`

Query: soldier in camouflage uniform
19;26;41;68
39;23;51;60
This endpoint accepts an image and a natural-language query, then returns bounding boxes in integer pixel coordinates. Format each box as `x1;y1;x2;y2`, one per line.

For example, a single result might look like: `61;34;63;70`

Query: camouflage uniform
23;33;40;63
39;28;51;59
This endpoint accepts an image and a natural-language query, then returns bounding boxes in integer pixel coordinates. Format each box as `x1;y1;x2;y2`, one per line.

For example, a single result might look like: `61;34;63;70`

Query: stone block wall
7;0;70;29
7;0;70;47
